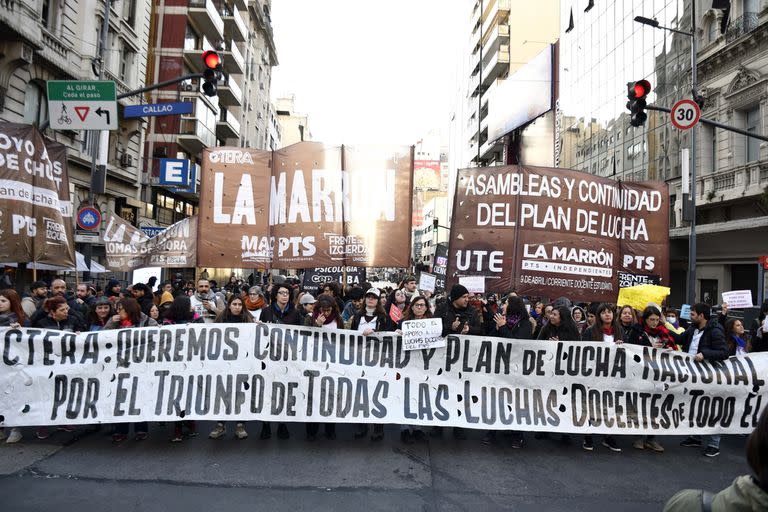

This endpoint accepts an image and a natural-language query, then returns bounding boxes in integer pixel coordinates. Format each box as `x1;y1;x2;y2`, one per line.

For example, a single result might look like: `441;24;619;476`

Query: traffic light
626;80;651;127
202;50;223;97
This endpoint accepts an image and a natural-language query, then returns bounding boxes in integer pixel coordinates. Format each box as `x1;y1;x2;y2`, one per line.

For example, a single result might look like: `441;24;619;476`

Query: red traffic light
202;50;221;70
631;80;651;99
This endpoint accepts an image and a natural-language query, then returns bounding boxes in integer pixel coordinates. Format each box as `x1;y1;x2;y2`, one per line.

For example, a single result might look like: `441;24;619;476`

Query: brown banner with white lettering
0;122;75;267
103;213;197;271
447;165;669;301
197;142;413;269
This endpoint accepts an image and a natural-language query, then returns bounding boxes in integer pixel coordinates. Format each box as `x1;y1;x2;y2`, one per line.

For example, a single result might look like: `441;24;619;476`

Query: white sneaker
6;428;22;444
209;423;226;439
235;423;248;440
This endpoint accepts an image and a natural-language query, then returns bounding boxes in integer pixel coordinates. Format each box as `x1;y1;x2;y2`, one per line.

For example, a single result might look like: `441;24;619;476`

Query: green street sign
47;80;118;130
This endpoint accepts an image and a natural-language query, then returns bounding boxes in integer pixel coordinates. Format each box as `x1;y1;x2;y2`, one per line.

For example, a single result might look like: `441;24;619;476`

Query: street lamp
634;6;699;307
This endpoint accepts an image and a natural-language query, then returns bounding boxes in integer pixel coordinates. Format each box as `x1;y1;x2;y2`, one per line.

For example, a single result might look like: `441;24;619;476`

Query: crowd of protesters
1;272;767;460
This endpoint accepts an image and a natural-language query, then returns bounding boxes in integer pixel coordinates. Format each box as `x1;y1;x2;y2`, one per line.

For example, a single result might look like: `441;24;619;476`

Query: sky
270;0;464;146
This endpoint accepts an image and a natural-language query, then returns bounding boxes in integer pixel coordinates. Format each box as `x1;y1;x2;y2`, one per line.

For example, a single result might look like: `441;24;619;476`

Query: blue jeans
692;434;720;449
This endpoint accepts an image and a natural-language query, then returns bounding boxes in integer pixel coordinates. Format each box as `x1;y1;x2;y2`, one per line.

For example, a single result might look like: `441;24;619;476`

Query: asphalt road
0;423;752;511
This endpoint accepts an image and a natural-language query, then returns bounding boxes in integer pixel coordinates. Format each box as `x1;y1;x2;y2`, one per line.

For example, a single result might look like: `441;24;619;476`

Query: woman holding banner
536;306;580;342
87;297;114;332
581;303;623;453
351;288;395;441
396;294;432;443
618;305;641;343
628;306;678;453
485;295;532;448
244;286;266;321
725;318;751;356
303;295;344;441
208;296;254;441
0;290;25;444
160;296;204;442
105;298;157;443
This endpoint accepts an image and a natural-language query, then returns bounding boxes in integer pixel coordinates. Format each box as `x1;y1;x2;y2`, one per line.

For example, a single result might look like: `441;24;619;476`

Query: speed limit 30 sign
671;99;700;130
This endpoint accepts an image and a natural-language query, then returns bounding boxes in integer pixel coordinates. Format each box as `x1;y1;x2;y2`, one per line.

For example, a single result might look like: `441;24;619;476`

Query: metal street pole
83;0;111;281
687;1;698;306
477;0;483;166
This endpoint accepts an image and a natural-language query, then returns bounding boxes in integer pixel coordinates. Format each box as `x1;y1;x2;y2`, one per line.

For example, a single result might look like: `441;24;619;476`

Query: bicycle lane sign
47;81;117;130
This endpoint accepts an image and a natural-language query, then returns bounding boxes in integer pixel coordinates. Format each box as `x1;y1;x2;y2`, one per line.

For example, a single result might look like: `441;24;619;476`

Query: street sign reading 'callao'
47;80;117;130
123;101;194;118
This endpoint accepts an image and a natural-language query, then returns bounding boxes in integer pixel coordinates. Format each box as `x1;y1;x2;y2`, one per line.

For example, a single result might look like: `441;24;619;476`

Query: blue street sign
159;159;190;186
141;226;165;238
123;101;193;118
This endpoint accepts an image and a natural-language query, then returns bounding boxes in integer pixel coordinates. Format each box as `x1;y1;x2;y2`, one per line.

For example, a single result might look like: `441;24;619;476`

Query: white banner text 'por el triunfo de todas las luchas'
1;325;765;434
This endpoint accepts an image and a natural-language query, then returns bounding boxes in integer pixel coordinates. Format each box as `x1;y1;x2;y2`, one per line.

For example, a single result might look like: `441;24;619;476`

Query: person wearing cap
432;283;482;440
87;297;115;332
22;280;48;318
158;289;175;314
298;293;316;322
349;287;393;441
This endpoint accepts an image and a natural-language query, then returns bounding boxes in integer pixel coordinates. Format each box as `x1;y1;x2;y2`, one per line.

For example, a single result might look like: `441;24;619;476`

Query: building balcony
222;40;245;75
725;13;759;43
223;6;247;42
232;0;246;12
182;36;216;72
188;0;224;43
218;75;243;106
476;0;510;44
479;23;509;59
216;109;241;139
178;117;217;154
470;47;509;96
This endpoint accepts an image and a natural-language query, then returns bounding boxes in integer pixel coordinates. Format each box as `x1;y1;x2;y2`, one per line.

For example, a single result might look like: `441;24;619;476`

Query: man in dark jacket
434;284;483;337
131;283;154;315
30;279;88;331
431;283;482;440
679;302;729;457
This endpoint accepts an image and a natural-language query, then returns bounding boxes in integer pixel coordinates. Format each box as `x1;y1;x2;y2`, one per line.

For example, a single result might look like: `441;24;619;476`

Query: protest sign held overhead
103;213;197;271
1;325;765;435
197;142;413;269
448;165;669;301
0;122;74;267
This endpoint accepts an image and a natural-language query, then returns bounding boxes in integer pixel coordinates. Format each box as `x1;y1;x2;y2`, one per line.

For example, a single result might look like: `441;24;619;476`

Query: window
23;82;48;126
120;47;135;84
41;0;60;32
184;24;199;51
747;106;760;162
708;20;718;42
122;0;136;25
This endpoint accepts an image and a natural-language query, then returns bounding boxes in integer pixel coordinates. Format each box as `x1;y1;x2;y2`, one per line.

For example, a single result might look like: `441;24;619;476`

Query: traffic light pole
82;0;111;282
646;105;768;143
689;0;698;307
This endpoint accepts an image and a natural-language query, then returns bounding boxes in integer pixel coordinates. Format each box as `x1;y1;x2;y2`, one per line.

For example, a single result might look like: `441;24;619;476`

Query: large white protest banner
1;325;766;434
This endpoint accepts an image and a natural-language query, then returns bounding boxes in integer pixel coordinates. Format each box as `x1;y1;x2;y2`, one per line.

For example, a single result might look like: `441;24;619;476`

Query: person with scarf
581;303;623;453
244;286;266;321
188;279;223;323
725;318;751;356
0;290;25;444
104;298;157;442
628;305;678;453
485;294;532;448
208;296;254;441
260;283;304;440
351;288;394;441
618;305;642;343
